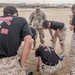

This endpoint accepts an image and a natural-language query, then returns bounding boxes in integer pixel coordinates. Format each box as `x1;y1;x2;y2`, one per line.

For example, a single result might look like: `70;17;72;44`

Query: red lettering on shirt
0;17;12;25
1;28;8;34
45;48;48;51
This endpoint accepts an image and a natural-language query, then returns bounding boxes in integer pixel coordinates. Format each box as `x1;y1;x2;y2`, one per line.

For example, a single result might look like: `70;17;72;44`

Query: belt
0;53;18;59
0;55;18;59
44;62;58;66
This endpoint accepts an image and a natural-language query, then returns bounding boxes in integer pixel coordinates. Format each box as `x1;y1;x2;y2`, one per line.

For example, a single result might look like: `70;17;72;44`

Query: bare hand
69;20;72;25
59;41;63;46
50;38;55;43
69;25;74;31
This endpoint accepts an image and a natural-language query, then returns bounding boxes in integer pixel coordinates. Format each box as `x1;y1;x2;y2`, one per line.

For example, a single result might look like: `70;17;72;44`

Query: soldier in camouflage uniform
69;4;75;75
29;5;47;49
0;6;32;75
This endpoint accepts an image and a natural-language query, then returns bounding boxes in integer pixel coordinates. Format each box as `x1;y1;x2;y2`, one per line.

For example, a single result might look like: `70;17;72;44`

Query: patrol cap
35;5;40;9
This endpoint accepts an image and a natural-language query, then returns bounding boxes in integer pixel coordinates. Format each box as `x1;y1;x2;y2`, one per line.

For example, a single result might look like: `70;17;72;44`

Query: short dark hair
43;20;49;29
3;6;18;16
71;4;75;10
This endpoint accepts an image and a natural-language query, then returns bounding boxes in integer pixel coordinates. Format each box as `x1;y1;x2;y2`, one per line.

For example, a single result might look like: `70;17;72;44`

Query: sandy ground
0;8;73;75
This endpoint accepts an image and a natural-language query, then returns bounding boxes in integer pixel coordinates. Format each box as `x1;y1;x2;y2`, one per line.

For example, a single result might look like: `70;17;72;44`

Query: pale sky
0;0;74;4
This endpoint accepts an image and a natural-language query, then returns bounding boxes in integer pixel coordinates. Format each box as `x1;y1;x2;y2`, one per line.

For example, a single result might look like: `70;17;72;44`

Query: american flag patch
1;28;8;34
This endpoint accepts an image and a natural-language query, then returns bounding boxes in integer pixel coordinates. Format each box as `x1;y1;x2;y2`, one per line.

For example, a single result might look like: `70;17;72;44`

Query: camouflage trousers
0;55;26;75
69;33;75;75
40;61;61;75
51;26;66;54
18;43;28;74
35;28;44;44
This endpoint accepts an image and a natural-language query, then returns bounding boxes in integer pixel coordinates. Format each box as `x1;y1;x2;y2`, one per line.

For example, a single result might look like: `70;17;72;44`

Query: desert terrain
0;8;72;75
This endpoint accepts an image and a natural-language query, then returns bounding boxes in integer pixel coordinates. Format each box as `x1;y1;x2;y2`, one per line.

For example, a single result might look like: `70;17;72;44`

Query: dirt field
0;8;72;75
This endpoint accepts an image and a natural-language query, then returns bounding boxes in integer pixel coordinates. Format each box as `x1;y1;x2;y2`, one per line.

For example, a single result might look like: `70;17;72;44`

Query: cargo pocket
18;59;23;70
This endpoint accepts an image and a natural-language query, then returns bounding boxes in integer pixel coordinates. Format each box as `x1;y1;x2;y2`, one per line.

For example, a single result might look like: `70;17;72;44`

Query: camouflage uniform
51;26;67;54
0;55;26;75
69;33;75;75
18;43;29;74
40;61;61;75
29;11;47;45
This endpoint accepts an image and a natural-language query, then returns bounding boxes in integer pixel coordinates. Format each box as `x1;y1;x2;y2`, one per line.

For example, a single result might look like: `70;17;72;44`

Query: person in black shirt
35;45;61;75
42;20;67;60
69;4;75;75
0;6;33;75
30;27;37;50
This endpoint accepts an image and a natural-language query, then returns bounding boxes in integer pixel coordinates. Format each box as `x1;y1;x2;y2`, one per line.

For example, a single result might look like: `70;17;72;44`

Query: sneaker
59;53;65;61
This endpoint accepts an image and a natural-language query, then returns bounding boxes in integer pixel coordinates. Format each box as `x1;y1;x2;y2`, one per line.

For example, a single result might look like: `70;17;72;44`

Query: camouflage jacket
29;11;47;28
